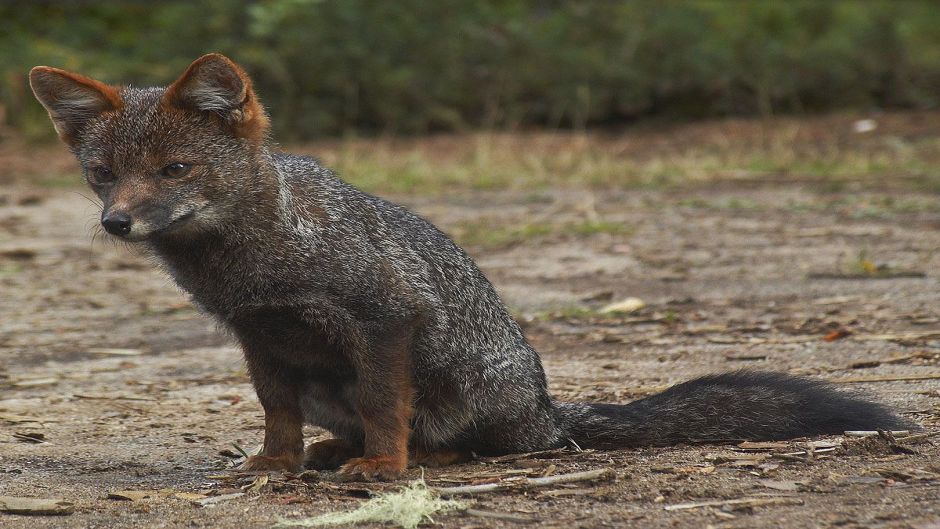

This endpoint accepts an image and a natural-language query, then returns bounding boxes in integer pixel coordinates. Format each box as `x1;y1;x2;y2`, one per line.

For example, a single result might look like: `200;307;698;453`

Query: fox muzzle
101;211;133;236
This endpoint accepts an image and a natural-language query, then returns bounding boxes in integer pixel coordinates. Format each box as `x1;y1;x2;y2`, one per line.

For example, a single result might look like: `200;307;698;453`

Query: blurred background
0;0;938;192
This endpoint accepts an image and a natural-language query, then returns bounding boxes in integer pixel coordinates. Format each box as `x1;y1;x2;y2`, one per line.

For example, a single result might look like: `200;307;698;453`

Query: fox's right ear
29;66;122;146
163;53;268;141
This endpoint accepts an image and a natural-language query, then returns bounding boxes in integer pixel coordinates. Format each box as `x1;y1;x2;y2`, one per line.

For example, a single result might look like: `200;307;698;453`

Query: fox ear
164;53;269;141
29;66;122;145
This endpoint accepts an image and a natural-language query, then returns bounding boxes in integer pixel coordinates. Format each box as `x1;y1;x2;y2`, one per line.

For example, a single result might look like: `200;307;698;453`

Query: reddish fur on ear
163;53;269;142
29;66;123;145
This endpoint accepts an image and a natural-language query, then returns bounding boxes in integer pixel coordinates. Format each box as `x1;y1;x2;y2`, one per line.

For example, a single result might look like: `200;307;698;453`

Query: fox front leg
338;323;418;481
240;347;305;473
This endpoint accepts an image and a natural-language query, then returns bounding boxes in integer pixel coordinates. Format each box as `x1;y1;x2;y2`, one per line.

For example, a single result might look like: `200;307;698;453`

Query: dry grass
300;111;940;194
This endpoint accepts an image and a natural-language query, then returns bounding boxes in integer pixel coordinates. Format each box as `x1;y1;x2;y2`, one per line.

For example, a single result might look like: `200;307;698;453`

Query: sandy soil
1;181;939;528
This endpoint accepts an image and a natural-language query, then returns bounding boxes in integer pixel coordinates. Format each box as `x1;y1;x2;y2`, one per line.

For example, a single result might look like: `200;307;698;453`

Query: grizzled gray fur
29;54;914;480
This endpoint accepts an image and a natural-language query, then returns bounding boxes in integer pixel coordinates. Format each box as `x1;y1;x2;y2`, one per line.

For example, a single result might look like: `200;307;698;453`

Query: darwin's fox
30;54;912;480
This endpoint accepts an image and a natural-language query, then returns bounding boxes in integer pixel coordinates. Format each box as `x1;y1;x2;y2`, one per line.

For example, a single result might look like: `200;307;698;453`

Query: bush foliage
2;1;939;139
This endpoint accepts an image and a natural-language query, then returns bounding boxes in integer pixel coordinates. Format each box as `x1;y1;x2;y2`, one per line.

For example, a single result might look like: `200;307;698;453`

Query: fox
29;54;914;480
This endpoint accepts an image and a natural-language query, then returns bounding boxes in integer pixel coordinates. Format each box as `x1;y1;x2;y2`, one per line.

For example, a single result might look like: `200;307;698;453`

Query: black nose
102;212;133;236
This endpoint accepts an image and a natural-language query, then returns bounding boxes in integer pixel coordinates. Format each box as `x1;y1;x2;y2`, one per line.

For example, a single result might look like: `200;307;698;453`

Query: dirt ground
1;149;940;528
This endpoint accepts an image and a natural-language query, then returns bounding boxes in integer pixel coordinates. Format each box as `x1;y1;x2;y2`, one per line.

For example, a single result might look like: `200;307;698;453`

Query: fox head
29;54;270;241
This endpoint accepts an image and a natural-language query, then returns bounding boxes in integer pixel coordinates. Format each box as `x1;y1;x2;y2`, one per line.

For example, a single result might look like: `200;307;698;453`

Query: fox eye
89;166;115;185
161;162;192;178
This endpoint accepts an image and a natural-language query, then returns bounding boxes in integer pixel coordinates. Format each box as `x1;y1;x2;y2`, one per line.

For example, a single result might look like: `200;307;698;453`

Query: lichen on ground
276;479;465;529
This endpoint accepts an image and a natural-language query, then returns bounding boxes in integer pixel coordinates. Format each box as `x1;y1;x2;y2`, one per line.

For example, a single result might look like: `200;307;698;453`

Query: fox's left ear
164;53;269;141
29;66;123;146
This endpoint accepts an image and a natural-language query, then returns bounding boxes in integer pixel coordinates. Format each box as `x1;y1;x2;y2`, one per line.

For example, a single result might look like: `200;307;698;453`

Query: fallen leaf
243;475;269;493
758;479;806;491
108;490;162;501
599;297;645;314
824;329;851;342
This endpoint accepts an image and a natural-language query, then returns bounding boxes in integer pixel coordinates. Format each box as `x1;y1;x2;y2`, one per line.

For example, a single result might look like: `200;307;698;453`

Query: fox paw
338;455;405;481
241;454;303;473
304;439;363;470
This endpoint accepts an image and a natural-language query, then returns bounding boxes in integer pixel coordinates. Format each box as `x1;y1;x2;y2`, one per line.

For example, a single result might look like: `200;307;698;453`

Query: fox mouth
118;210;197;242
163;210;196;232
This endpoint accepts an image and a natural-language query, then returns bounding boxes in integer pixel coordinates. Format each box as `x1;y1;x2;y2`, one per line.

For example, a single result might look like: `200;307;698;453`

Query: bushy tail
556;371;915;449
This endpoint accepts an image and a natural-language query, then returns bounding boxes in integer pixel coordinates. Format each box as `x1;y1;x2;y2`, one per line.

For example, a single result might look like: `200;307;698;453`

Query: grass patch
0;263;24;275
676;197;763;211
290;113;940;195
451;219;630;248
36;173;81;189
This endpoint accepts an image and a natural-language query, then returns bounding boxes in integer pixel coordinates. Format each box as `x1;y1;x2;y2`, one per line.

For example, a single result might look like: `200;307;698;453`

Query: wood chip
0;496;74;515
599;297;645;314
87;348;144;356
758;479;806;491
813;296;861;305
737;441;790;450
844;430;912;437
11;377;59;388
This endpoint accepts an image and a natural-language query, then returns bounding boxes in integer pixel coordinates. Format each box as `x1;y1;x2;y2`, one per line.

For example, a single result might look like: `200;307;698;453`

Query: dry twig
664;497;803;511
435;468;614;496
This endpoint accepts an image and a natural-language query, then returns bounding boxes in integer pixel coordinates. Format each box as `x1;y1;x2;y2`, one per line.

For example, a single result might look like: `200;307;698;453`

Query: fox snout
101;211;133;236
101;207;156;240
100;202;197;241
